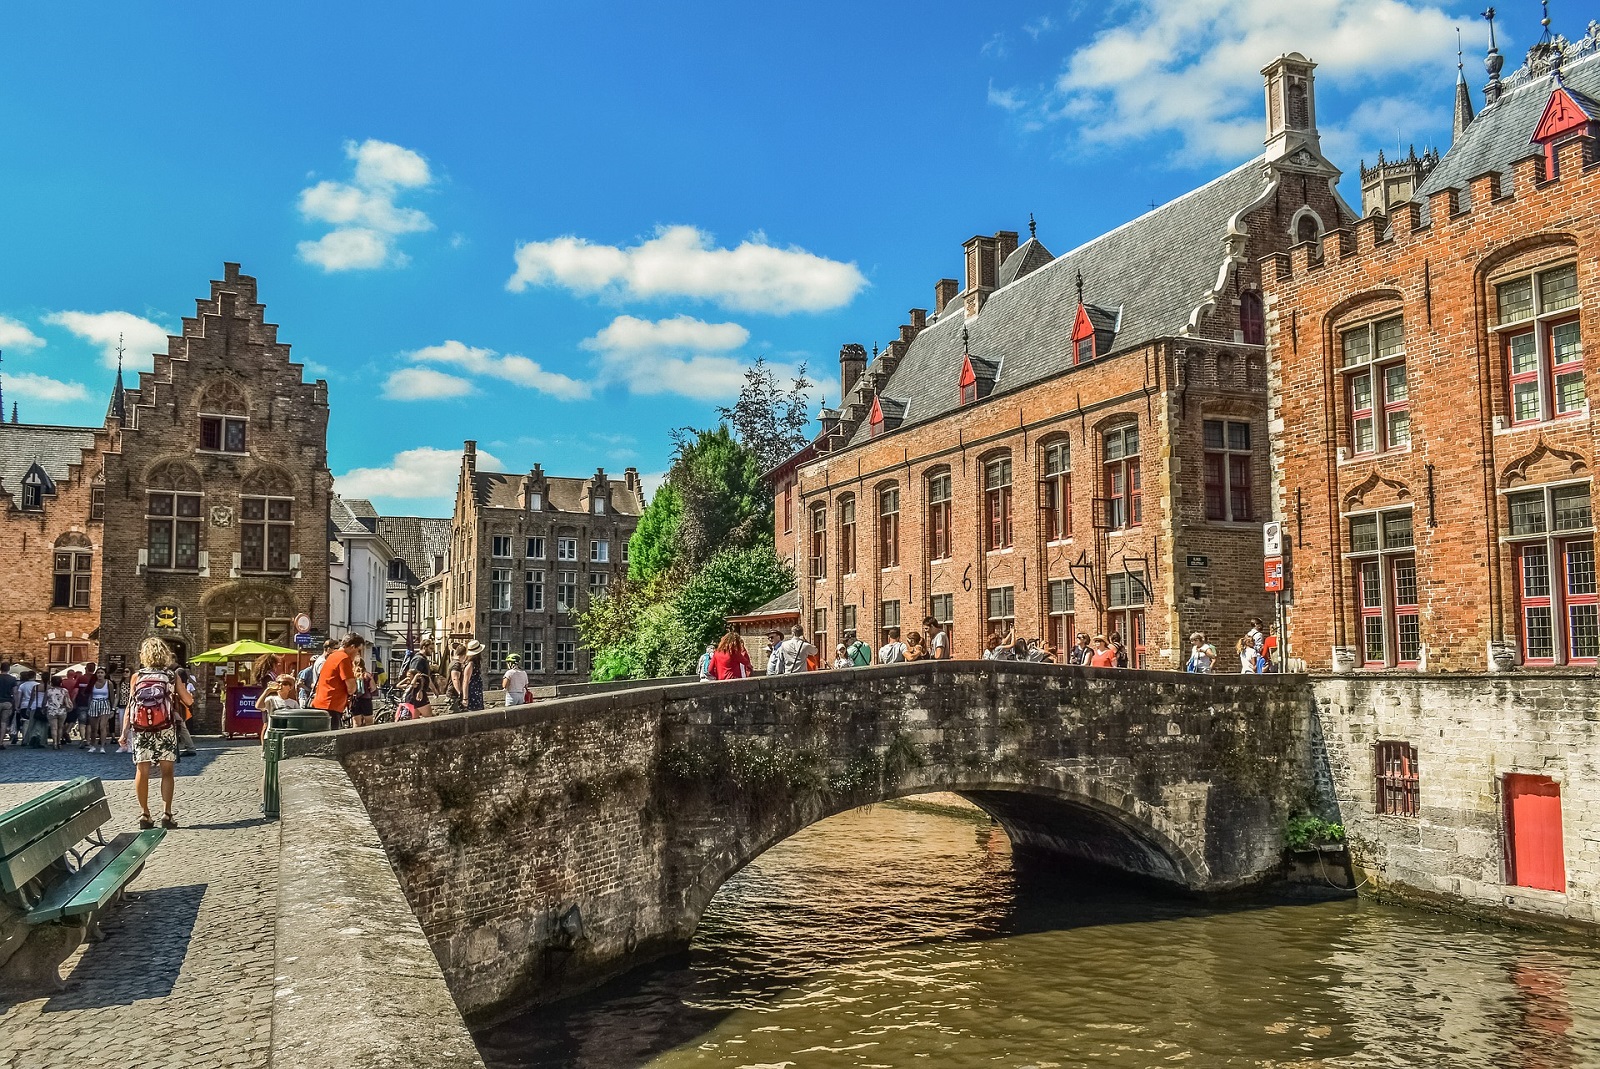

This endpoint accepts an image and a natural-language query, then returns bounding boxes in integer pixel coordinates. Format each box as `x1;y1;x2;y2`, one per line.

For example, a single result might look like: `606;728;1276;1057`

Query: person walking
697;643;716;682
878;627;908;664
171;668;198;755
502;653;530;707
312;633;366;729
1238;634;1262;674
85;667;112;752
462;640;486;711
710;633;753;680
70;667;95;748
127;638;181;830
904;632;929;661
924;617;950;661
777;625;817;674
1186;632;1218;674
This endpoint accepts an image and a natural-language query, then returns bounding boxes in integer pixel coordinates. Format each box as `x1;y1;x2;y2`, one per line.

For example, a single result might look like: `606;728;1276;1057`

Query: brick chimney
463;439;477;473
935;278;960;312
839;343;867;401
962;232;1016;316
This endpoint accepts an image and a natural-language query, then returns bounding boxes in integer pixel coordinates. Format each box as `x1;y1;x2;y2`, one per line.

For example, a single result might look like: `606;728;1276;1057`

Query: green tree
671;425;769;568
716;357;816;473
627;482;683;585
672;544;795;657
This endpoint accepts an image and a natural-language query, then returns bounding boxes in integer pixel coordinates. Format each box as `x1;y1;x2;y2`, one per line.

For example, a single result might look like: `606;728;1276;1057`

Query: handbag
396;702;416;721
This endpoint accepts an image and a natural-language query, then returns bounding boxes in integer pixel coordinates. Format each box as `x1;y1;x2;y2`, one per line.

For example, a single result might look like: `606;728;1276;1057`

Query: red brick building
773;56;1351;667
1266;31;1600;672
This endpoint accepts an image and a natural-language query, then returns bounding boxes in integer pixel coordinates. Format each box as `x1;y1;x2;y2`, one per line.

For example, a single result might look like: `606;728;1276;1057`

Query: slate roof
727;585;800;624
376;515;452;582
329;495;373;537
0;423;99;500
472;472;644;515
997;237;1054;288
1418;30;1600;211
847;156;1272;446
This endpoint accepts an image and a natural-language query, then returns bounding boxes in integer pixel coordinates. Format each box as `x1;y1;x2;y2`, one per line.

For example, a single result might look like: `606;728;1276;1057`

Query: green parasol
188;639;300;664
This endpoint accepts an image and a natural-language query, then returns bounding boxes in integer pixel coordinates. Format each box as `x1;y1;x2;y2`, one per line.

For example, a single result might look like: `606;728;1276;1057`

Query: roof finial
1483;7;1504;102
0;349;5;423
1075;269;1085;306
961;326;970;354
1457;28;1465;75
1028;212;1037;239
1539;0;1552;43
872;341;879;360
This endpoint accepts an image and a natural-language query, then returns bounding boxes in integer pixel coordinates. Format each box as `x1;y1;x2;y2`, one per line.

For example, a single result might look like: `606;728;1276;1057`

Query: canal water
477;797;1600;1069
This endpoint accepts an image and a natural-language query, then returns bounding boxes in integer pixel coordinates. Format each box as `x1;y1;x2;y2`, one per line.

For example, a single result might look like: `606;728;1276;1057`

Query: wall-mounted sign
1263;521;1284;557
1265;557;1285;593
154;605;180;630
294;613;312;635
1186;555;1210;568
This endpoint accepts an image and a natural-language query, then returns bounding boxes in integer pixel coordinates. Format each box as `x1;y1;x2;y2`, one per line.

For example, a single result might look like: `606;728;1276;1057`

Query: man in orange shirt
312;634;365;729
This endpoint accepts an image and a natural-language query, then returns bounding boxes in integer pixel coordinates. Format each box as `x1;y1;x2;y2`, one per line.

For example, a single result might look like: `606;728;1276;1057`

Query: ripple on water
476;800;1600;1069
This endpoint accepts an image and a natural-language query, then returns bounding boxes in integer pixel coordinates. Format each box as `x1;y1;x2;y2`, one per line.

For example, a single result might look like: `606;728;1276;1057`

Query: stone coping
285;660;1309;761
272;757;485;1068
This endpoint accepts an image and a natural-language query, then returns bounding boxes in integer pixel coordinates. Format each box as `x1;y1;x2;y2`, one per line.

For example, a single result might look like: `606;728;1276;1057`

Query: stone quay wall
284;662;1317;1023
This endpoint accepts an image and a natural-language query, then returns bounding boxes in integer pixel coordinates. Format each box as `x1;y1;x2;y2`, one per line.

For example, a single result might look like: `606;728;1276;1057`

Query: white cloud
408;339;591;401
382;366;476;401
1029;0;1464;162
7;372;89;404
580;314;792;401
1023;15;1056;40
988;82;1026;112
335;444;504;500
42;310;171;370
297;138;434;272
583;314;748;354
506;224;867;314
0;316;44;352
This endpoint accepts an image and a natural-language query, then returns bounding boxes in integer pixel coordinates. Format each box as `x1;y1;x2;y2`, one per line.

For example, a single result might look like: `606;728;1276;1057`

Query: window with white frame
1102;425;1141;529
555;628;577;673
558;537;578;561
556;571;578;612
984;456;1013;550
1507;482;1595;665
1107;571;1147;667
1348;508;1419;667
52;549;92;609
491;535;512;558
590;539;609;563
490;568;513;611
589;571;608;595
524;637;544;673
1203;419;1253;521
1342;315;1409;455
528;492;543;511
489;623;512;671
526;536;546;559
1496;264;1583;426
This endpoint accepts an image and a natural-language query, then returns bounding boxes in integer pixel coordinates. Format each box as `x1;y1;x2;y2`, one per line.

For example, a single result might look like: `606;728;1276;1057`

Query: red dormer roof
957;355;978;389
1071;303;1095;342
869;394;885;426
1532;85;1600;144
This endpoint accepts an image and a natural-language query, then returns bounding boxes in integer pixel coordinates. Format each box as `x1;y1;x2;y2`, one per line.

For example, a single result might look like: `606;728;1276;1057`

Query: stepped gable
0;423;100;503
846;156;1273;447
471;469;645;515
1418;26;1600;213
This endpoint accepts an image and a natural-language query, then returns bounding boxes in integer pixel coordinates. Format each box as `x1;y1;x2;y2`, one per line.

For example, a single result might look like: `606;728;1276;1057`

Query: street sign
1186;555;1210;568
293;632;314;649
1265;557;1285;592
1263;521;1284;557
294;613;312;635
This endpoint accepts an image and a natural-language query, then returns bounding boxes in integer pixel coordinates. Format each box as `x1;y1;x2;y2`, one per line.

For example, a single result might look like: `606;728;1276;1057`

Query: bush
1284;814;1346;850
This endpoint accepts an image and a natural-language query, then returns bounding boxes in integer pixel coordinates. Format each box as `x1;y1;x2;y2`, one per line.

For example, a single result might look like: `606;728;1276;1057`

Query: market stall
189;639;300;738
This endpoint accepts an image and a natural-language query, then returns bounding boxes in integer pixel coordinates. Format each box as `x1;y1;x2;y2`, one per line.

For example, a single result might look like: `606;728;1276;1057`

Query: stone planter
1330;646;1358;674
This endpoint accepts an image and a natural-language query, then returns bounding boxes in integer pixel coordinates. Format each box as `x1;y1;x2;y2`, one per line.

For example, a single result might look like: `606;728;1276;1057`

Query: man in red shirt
312;634;366;728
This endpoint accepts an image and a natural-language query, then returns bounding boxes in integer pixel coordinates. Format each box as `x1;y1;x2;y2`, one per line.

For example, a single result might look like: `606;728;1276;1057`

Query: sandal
139;814;154;830
160;813;178;830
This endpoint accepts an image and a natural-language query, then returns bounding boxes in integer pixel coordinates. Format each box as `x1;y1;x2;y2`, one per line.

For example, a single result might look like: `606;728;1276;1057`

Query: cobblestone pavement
0;738;276;1069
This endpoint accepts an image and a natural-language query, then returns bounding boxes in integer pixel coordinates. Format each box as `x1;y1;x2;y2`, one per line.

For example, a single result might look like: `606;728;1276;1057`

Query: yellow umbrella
188;639;299;664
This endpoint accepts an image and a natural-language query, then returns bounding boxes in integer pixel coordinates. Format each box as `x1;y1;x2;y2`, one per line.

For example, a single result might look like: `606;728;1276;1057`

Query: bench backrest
0;777;111;895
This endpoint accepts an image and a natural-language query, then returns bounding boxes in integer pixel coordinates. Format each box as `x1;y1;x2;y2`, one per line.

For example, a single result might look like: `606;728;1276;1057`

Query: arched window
838;495;857;575
809;504;827;579
1040;439;1071;542
926;469;953;561
878;484;900;568
1240;291;1265;346
983;454;1013;551
146;460;203;571
197;378;250;453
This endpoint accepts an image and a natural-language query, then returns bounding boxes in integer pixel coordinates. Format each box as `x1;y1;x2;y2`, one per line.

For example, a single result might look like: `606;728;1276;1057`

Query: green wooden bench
0;777;164;991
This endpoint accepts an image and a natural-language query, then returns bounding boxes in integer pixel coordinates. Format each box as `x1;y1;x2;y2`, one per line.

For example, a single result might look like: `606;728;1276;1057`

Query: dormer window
200;415;248;453
868;394;905;437
21;484;42;510
1531;84;1599;177
592;499;606;515
1071;303;1104;364
529;492;543;511
957;355;996;404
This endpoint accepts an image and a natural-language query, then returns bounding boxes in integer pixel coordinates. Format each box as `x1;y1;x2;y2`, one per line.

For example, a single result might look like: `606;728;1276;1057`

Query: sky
0;1;1543;516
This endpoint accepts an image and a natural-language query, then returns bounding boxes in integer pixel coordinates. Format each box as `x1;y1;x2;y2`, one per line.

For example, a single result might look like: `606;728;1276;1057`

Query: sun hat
465;639;485;657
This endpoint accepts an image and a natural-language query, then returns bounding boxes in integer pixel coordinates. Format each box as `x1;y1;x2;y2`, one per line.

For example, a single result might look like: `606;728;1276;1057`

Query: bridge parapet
284;662;1317;1022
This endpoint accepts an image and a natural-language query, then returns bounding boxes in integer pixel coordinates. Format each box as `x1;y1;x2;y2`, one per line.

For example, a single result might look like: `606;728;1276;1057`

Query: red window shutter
1505;774;1565;893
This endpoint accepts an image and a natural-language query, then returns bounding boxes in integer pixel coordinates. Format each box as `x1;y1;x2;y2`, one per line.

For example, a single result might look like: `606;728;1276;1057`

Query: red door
1505;774;1565;893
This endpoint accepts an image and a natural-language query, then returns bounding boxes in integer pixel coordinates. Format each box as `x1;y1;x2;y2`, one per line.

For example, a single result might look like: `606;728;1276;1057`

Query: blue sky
0;1;1531;516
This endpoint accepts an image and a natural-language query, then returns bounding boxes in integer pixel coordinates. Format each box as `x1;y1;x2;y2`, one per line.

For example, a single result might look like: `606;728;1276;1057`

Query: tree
716;357;815;473
671;425;768;569
627;482;683;585
672;544;794;657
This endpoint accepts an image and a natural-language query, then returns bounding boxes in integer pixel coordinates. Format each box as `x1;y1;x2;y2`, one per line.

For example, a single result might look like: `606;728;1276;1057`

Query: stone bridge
284;661;1318;1024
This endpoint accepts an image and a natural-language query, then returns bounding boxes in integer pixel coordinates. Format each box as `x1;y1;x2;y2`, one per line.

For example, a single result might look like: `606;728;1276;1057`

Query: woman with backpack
127;637;182;830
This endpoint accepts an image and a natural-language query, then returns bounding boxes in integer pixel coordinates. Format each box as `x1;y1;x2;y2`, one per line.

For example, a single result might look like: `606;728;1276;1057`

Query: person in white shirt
502;653;530;706
878;627;907;664
832;644;852;669
778;626;817;673
924;617;950;660
765;630;785;675
1187;632;1218;674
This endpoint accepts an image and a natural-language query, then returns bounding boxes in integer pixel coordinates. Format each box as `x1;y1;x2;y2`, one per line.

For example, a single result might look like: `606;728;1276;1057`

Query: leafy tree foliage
671;425;768;570
627;482;682;585
716;357;815;473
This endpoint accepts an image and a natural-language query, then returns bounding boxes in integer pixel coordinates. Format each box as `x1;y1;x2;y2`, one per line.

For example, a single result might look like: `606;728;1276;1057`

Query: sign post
1263;522;1290;670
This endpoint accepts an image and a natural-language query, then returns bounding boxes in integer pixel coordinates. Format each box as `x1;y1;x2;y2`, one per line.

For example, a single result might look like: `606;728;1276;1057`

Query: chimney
935;278;960;312
1261;53;1322;164
909;308;927;330
463;440;477;472
839;343;867;401
996;230;1019;265
963;234;1001;316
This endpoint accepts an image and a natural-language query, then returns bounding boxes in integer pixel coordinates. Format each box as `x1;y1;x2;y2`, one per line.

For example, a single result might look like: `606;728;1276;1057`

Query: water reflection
477;798;1600;1069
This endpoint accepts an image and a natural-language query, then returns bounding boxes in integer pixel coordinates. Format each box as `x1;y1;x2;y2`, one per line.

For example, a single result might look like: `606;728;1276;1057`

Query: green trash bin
261;710;332;818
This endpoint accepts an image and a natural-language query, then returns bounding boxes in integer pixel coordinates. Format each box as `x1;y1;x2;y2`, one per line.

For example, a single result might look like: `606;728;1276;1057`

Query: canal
477;797;1600;1068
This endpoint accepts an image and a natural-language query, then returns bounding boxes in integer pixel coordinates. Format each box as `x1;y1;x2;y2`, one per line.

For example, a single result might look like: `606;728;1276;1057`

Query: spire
0;349;6;423
1028;212;1037;240
1454;28;1476;140
10;402;17;425
107;339;127;427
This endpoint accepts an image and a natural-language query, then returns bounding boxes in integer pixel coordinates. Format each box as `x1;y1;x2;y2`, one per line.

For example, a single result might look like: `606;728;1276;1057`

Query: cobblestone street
0;739;276;1069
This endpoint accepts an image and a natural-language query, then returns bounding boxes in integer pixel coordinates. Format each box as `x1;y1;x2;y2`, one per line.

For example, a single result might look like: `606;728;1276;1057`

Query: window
589;571;609;595
1203;420;1253;522
1504;774;1565;893
620;540;629;564
812;608;827;660
1497;264;1583;425
385;597;399;623
593;499;606;515
1075;335;1094;365
241;497;293;573
960;378;978;405
147;492;201;570
52;550;92;609
489;623;512;671
199;414;248;453
590;539;609;563
1047;579;1074;653
20;482;41;510
1507;483;1595;665
90;485;105;523
1107;571;1147;668
1341;315;1409;455
525;570;545;611
491;536;512;558
526;536;546;559
490;568;513;611
927;471;953;560
1240;291;1265;346
1374;741;1419;816
1347;508;1419;667
984;456;1013;550
839;496;857;574
528;492;543;511
880;599;900;640
986;585;1014;636
555;628;577;673
782;481;793;534
878;486;900;568
557;537;578;561
809;506;827;579
524;637;544;674
1102;425;1141;530
841;604;857;638
930;593;954;651
1041;441;1071;541
556;571;578;613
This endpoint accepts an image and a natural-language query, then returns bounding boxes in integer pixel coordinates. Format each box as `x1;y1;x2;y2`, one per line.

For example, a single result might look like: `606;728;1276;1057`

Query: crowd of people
693;614;1284;679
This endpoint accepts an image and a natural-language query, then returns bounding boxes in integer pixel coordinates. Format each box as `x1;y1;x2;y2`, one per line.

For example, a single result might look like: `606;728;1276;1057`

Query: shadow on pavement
43;883;207;1011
